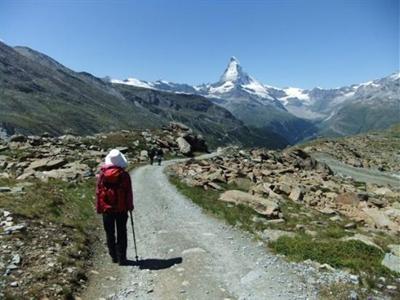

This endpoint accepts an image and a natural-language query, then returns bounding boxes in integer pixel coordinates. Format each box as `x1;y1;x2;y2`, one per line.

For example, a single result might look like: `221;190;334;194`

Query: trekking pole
129;211;139;262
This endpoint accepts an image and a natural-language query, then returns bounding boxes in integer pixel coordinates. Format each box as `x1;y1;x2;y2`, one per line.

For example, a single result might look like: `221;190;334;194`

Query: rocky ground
303;124;400;173
169;146;400;298
0;122;206;299
2;122;399;299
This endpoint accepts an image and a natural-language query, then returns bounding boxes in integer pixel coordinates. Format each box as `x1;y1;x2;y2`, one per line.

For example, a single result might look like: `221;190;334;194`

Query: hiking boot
118;258;128;266
111;255;118;263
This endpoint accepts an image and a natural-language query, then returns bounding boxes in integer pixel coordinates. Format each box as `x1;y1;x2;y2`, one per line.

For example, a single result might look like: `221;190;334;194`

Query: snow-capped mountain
195;57;285;110
273;72;400;123
192;57;316;143
112;57;285;109
111;78;197;94
111;57;318;143
111;58;399;141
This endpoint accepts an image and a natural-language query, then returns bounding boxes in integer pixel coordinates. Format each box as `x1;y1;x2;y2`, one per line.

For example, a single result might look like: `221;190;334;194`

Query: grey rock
289;187;303;201
9;135;26;143
29;158;67;171
382;253;400;273
116;146;129;153
344;223;357;229
349;274;359;284
4;224;26;234
11;254;21;265
0;186;11;193
176;137;191;155
388;244;400;256
386;285;397;290
349;290;358;300
7;263;18;270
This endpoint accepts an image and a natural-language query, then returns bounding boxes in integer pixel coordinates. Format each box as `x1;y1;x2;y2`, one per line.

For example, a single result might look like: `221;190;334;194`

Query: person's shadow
122;257;183;270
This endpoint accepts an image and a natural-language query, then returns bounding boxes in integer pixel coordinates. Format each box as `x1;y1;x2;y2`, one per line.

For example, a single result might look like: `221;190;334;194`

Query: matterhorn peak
220;56;252;85
230;56;239;63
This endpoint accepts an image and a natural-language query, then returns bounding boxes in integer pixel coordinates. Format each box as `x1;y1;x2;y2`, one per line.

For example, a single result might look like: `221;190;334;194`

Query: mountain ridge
0;41;288;149
112;58;399;139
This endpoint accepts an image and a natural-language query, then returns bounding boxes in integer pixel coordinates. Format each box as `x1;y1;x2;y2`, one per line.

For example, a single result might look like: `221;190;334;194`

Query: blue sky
0;0;398;88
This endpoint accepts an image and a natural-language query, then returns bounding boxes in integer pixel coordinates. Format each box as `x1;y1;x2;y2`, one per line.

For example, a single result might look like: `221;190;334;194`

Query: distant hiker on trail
156;147;164;166
149;147;156;165
96;149;133;265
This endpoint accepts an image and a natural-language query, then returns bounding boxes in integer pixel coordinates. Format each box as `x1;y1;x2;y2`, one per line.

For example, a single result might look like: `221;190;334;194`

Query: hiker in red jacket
96;149;133;265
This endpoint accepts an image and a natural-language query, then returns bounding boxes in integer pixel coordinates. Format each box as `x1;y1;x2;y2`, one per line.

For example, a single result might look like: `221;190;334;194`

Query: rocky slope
113;83;288;149
0;41;287;149
0;42;160;136
170;147;400;233
169;144;400;298
303;124;400;173
0;123;208;299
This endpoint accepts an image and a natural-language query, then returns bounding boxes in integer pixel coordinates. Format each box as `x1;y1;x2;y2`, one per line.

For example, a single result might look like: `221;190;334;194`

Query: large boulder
289;187;303;201
169;122;191;132
259;229;295;242
182;134;208;153
140;150;148;160
362;207;400;232
335;192;361;207
341;234;383;251
382;252;400;273
176;137;191;155
29;158;68;171
9;134;26;143
219;190;280;218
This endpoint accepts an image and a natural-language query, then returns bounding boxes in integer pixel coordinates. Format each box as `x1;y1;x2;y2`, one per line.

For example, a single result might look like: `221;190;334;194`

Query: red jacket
96;165;134;214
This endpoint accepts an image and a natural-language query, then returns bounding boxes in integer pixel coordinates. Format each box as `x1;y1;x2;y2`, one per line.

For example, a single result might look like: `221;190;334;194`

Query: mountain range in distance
0;41;287;148
0;39;399;148
112;56;400;142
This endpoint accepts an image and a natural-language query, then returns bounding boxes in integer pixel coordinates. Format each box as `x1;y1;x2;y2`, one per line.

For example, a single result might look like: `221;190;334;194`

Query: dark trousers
102;212;128;260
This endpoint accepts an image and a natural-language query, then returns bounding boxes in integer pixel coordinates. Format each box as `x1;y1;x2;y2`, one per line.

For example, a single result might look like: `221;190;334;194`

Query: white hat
105;149;128;168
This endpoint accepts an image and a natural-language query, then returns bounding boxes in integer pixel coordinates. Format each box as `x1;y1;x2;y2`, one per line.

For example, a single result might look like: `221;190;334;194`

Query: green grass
269;234;392;277
0;178;96;230
0;177;98;299
169;175;261;233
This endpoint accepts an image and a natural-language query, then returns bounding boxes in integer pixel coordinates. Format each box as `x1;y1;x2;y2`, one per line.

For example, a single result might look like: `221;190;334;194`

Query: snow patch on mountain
242;81;274;99
353;80;381;89
209;81;235;94
280;87;310;104
389;72;400;80
111;78;154;89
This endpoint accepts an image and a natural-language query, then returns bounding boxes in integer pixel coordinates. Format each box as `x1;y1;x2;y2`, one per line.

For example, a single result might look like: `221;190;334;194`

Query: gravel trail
83;159;349;300
312;153;400;187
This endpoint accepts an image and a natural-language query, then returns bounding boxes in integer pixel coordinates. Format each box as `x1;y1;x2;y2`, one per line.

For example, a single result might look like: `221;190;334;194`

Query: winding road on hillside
312;153;400;187
82;157;344;300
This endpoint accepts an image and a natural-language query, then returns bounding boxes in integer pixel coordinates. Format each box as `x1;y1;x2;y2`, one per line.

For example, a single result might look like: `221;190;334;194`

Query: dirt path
312;152;400;187
82;159;348;300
